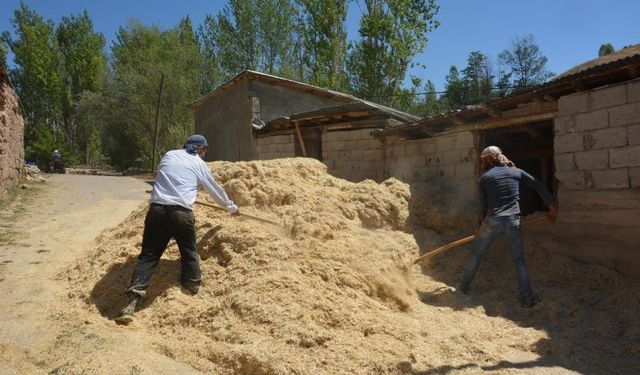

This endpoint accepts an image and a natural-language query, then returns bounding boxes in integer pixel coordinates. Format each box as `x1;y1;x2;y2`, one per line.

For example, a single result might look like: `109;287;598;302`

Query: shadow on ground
403;185;640;375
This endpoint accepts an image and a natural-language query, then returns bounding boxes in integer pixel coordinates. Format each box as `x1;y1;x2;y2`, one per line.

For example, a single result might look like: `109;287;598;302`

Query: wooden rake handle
412;215;547;265
194;200;281;226
145;189;280;226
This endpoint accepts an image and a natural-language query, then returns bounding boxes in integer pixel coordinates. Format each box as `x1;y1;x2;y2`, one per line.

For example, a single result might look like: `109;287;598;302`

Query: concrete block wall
548;78;640;276
0;70;24;199
555;78;640;190
254;134;295;160
323;129;383;181
384;131;476;184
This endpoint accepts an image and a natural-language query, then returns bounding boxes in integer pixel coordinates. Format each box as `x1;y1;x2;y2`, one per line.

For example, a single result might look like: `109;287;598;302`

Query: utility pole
151;73;165;173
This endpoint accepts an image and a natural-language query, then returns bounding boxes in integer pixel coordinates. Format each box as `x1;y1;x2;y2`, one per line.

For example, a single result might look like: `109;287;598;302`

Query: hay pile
64;158;639;374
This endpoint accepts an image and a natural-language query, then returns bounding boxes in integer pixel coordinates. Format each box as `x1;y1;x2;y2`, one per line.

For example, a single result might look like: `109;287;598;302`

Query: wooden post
294;122;307;157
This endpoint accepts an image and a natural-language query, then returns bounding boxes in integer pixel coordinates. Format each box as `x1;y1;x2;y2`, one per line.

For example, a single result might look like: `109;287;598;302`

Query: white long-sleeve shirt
150;149;238;213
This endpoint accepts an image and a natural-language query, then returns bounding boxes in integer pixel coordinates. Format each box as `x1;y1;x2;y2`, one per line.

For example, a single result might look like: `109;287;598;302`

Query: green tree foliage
298;0;348;90
598;43;615;57
56;11;107;153
346;0;439;106
106;18;200;169
73;90;106;165
422;79;444;117
462;51;493;105
3;2;64;160
441;65;464;110
0;39;7;70
197;0;299;92
498;34;554;91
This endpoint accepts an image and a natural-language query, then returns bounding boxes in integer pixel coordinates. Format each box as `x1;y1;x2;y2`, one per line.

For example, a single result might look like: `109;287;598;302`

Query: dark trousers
126;203;200;298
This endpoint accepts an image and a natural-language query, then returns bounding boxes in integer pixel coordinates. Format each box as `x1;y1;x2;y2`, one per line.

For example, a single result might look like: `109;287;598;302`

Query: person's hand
231;209;240;217
546;201;559;223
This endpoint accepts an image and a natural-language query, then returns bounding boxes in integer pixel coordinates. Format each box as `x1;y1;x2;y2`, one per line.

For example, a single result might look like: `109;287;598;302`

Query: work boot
113;295;140;325
181;281;200;295
521;295;541;308
456;282;469;295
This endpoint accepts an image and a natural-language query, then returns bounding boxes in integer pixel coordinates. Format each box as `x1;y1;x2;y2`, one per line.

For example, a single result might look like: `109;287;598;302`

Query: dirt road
0;174;204;374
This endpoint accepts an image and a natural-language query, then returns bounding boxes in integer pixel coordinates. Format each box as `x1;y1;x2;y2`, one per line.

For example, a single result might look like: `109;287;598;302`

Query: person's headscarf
183;134;208;155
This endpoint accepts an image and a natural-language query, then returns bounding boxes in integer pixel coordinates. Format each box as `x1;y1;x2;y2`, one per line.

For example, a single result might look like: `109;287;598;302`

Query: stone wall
323;129;384;181
546;78;640;276
255;134;295;160
0;69;24;199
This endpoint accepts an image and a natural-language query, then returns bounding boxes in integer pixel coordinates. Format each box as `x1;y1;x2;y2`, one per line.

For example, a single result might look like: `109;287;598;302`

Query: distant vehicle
49;150;65;174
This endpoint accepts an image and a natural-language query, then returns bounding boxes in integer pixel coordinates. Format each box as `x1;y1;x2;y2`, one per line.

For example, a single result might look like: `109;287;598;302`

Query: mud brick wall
543;78;640;276
254;134;295;160
323;129;384;181
0;69;24;199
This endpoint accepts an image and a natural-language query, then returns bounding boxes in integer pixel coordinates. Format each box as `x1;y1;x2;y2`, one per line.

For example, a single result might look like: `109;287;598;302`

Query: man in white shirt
115;134;239;324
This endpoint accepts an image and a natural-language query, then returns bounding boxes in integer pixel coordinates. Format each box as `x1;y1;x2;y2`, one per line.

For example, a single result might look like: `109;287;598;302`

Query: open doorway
294;127;323;161
480;120;555;215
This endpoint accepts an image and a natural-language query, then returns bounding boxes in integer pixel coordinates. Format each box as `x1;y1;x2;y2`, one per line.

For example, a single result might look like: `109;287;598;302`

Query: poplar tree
346;0;439;106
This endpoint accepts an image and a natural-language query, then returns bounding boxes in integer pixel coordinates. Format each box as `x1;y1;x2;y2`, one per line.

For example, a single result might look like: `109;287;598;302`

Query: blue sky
2;0;639;92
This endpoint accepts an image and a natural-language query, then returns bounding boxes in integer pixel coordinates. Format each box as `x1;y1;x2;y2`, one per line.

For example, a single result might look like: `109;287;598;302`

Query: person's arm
519;169;558;222
196;162;239;214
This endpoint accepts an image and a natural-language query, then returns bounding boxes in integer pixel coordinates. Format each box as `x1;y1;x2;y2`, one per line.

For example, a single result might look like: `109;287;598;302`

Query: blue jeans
460;215;533;299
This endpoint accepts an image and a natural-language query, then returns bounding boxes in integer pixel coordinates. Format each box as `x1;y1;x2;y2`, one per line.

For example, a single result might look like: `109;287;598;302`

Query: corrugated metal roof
552;44;640;83
188;70;419;123
190;70;363;109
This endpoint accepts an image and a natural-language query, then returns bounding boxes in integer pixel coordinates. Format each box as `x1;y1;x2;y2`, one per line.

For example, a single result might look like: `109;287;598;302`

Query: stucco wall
0;69;24;199
195;79;348;162
545;78;640;275
323;129;384;181
195;80;253;162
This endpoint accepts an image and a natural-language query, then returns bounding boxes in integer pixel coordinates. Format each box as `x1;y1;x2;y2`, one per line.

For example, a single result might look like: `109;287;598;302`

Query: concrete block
629;167;640;188
555;171;586;190
555;133;584;153
628;79;640;103
558;92;589;115
455;162;476;177
329;131;346;141
575;109;608;132
555;153;576;172
609;102;640;127
437;165;455;178
385;146;395;158
421;140;437;154
628;124;640;145
440;150;461;165
575;150;608;170
554;116;576;134
609;145;640;168
351;149;364;161
586;127;628;150
591;84;627;109
455;132;474;149
410;154;425;167
591;168;630;189
405;143;419;156
435;135;455;151
333;141;346;151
